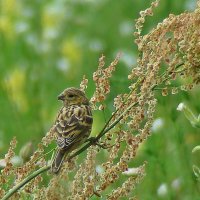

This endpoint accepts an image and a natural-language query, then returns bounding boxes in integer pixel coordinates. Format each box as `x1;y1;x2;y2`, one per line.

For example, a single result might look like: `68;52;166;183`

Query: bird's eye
68;94;75;98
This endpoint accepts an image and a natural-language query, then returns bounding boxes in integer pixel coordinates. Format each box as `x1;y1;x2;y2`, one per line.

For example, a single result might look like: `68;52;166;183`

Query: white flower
11;156;23;166
0;156;22;168
157;183;168;197
15;21;29;33
116;50;136;67
192;145;200;153
89;39;104;52
57;58;70;72
96;165;104;174
119;21;133;36
171;178;181;191
43;28;59;40
122;167;140;176
151;118;164;132
177;103;200;128
177;102;185;111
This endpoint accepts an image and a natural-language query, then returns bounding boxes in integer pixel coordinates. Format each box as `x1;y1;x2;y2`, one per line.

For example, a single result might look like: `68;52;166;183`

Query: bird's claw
85;137;113;149
85;137;97;144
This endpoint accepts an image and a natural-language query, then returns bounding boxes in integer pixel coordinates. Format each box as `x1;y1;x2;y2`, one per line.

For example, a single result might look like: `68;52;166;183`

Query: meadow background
0;0;200;199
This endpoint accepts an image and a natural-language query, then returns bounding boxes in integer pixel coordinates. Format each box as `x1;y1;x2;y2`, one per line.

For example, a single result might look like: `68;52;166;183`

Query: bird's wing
54;105;92;149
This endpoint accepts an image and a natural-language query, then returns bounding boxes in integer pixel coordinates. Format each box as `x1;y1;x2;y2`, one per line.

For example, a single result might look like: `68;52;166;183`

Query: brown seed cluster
107;163;146;200
13;128;55;187
1;1;200;199
0;127;57;199
70;147;97;199
90;53;121;110
1;137;17;176
0;137;17;197
79;75;88;93
133;0;200;96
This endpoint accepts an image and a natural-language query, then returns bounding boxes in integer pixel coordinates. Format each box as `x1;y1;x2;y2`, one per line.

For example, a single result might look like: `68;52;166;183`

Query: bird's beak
58;94;65;101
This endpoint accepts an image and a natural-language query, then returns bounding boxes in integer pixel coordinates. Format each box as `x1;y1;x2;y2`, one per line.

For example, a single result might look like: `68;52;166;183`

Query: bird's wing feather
54;106;92;149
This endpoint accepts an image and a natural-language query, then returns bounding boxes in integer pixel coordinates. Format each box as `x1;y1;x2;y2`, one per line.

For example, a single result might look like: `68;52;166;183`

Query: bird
51;87;93;173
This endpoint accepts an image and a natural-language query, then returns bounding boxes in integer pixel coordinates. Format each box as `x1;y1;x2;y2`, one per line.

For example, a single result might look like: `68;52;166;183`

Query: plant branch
1;165;50;200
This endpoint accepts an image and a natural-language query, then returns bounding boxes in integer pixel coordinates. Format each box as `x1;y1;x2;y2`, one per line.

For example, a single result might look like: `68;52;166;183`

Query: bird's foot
85;137;113;149
85;137;97;144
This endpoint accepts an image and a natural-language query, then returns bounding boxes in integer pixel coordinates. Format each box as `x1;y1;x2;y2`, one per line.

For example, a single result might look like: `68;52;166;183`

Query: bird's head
58;87;89;106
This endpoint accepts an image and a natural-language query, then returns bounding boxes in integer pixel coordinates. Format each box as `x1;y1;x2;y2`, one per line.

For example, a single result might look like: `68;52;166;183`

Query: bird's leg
85;137;113;149
84;137;97;144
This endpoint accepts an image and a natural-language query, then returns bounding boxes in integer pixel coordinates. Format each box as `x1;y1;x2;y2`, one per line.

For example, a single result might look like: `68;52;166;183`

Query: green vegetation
0;0;200;199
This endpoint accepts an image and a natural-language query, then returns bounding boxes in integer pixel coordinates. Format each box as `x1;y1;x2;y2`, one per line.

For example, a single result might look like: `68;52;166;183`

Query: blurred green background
0;0;200;199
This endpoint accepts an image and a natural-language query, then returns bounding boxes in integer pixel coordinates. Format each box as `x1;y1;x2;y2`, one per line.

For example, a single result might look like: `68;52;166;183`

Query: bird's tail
51;149;67;174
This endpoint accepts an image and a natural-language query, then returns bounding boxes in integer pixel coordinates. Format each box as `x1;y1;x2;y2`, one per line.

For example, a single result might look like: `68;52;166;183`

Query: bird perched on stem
51;87;93;173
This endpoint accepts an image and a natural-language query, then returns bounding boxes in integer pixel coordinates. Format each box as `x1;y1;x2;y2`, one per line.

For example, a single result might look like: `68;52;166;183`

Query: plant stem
1;165;50;200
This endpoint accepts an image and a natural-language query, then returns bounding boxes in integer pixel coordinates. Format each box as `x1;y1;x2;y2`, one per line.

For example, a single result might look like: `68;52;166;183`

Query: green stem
1;165;50;200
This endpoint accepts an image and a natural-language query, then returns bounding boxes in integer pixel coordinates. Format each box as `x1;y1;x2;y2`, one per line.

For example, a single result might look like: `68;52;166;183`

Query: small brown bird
51;87;93;173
